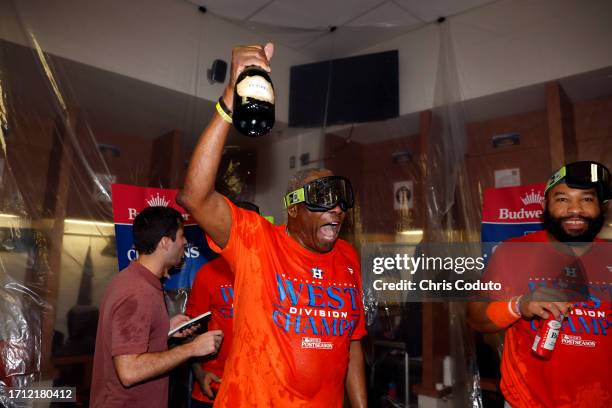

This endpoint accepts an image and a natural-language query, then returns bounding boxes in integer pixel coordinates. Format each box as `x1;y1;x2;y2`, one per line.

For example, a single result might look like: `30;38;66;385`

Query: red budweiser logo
498;207;543;220
111;184;194;225
482;184;545;223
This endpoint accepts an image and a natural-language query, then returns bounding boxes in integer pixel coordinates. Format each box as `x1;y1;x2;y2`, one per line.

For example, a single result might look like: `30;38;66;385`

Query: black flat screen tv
289;50;399;127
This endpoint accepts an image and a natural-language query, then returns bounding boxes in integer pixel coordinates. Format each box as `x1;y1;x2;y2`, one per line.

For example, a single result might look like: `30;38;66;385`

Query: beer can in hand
531;314;564;360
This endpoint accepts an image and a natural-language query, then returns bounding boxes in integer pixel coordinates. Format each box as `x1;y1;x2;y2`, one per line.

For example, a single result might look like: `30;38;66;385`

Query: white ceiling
6;37;611;148
187;0;500;58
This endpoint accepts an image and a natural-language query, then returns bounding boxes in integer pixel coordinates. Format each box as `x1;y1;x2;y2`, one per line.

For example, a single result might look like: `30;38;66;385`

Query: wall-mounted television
289;50;399;127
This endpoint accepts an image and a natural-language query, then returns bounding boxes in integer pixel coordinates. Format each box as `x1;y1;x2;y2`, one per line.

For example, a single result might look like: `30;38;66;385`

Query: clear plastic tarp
1;0;611;407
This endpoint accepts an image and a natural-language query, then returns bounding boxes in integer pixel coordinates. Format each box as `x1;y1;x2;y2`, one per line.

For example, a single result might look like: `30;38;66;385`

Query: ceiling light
64;219;114;227
398;229;423;236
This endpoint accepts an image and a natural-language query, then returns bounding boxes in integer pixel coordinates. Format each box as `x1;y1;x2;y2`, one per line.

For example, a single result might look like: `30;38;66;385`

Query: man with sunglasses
467;161;612;407
179;43;367;408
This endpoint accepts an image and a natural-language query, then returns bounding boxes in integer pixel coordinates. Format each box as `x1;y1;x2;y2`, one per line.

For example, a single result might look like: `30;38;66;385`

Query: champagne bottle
232;66;275;137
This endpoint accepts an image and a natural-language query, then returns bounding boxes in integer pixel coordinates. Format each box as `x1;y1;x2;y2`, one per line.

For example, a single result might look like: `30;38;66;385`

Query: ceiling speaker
208;59;227;83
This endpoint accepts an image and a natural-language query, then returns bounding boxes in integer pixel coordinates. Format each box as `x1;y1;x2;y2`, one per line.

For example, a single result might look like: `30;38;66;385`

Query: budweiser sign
111;184;195;225
482;184;546;224
498;207;543;220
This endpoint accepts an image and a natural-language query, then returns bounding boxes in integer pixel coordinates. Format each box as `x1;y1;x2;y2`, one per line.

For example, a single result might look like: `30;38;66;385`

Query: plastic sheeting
0;270;48;408
1;0;116;404
427;20;482;408
1;0;611;407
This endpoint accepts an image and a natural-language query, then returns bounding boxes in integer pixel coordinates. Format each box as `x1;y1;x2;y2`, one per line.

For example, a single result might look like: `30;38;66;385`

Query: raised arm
178;43;274;249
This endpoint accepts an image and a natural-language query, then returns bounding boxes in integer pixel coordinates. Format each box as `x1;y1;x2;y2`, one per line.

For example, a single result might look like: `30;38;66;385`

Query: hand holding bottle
221;43;273;106
221;43;275;137
518;288;572;360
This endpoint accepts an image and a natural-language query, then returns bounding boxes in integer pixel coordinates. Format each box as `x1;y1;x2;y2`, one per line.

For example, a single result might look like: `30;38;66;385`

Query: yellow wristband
216;101;232;124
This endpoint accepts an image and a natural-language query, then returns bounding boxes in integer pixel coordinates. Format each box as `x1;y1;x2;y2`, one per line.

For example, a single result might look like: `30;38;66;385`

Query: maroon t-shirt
90;262;170;408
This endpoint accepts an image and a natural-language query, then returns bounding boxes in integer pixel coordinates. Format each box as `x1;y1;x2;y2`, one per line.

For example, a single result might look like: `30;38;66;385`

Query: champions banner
481;183;546;246
111;183;216;289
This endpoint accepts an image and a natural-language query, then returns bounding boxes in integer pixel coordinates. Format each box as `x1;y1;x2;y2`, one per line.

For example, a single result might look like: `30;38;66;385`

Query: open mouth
319;221;340;241
561;217;588;232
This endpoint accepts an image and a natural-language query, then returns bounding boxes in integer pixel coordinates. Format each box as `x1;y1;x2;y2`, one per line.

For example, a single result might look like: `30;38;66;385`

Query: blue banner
111;183;216;289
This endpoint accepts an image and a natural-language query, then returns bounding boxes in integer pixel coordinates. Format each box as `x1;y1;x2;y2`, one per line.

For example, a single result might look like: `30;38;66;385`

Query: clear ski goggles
284;176;355;212
545;161;611;200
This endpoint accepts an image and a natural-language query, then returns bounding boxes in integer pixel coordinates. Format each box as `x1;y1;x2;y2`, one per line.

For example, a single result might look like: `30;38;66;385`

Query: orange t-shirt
186;257;234;403
484;231;611;408
208;199;367;408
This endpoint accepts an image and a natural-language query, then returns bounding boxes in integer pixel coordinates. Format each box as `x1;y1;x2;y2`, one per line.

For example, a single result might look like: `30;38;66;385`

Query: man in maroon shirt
90;206;223;408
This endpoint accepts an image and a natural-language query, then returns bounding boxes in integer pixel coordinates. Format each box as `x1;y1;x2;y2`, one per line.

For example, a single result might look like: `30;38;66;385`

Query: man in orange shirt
186;257;233;408
186;202;259;408
467;161;611;408
178;43;367;408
